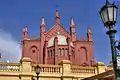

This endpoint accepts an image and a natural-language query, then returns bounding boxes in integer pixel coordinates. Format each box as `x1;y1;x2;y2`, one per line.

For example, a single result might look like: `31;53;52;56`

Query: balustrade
0;59;108;80
0;60;105;78
0;62;20;72
71;65;96;74
32;64;62;73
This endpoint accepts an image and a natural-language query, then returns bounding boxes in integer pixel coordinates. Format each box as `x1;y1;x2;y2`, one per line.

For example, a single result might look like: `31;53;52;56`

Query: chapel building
22;9;96;66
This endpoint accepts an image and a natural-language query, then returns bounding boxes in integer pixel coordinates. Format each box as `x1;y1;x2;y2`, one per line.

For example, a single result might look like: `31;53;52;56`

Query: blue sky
0;0;120;65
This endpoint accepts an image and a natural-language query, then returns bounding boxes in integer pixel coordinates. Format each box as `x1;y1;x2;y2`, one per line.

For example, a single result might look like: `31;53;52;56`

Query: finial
55;8;60;24
106;0;110;5
70;17;75;26
25;24;27;27
56;8;59;18
23;24;28;32
41;16;45;25
87;26;92;34
55;5;59;14
88;26;90;29
87;26;92;41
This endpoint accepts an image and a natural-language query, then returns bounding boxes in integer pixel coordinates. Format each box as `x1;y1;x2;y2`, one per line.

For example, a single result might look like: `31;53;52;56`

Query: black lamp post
35;65;40;80
99;0;120;79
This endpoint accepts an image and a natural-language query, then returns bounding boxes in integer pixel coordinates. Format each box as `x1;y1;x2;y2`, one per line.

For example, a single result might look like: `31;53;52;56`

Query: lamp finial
106;0;110;5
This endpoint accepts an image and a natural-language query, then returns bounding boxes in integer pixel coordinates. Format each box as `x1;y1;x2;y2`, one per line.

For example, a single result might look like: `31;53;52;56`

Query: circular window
32;50;36;53
30;46;37;54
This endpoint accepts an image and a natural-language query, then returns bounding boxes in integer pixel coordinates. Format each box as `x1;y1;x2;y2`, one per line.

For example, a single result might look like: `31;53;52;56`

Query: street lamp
35;65;40;80
99;0;120;79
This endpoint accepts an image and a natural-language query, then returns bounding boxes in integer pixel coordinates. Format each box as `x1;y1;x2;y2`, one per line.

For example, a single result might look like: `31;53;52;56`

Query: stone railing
32;64;62;73
0;58;107;80
71;65;96;74
0;62;20;72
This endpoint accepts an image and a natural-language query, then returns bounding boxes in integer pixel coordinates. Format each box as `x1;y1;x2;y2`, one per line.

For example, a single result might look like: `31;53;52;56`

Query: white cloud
0;29;21;62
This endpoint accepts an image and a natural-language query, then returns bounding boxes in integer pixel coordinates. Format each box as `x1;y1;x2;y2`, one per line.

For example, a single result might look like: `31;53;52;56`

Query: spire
23;24;28;32
41;16;45;25
70;17;75;26
70;17;76;42
56;9;59;18
22;24;28;40
87;26;93;41
55;8;60;24
87;26;92;34
40;16;45;33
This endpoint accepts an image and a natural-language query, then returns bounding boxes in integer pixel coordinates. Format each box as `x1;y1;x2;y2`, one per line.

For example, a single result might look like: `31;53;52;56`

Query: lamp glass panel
100;12;105;23
114;7;117;22
101;8;108;23
117;55;120;67
36;67;40;74
108;7;113;21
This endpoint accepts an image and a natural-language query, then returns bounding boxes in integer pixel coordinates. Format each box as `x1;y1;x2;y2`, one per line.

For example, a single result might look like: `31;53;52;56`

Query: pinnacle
41;16;45;25
56;8;59;18
71;17;75;26
87;26;92;33
23;25;28;32
55;9;60;24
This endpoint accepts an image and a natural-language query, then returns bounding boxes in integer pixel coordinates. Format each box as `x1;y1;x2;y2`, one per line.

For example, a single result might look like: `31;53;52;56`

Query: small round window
32;50;36;53
31;46;37;54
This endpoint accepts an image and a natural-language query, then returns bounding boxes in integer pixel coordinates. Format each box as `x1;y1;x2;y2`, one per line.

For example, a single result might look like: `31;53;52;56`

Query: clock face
117;55;120;67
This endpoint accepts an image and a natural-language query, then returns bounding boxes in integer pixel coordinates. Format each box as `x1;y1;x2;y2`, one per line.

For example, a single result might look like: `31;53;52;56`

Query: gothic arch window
61;48;64;56
52;49;55;56
48;50;52;56
50;50;52;56
71;50;73;55
58;48;61;56
65;48;68;56
48;51;49;56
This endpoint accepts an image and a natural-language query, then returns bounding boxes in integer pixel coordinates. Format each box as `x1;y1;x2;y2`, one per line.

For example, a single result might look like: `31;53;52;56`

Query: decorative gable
45;24;71;41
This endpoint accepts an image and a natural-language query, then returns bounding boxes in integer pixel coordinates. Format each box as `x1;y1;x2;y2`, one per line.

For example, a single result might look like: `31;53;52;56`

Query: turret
40;16;45;33
55;9;60;25
70;18;76;42
87;26;93;42
40;16;46;64
22;25;28;41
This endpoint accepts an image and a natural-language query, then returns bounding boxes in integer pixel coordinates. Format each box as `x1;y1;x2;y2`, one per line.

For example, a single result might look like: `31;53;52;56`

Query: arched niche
78;46;88;63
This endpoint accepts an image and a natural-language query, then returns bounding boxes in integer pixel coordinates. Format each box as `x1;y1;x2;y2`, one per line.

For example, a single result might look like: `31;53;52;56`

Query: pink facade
22;9;96;66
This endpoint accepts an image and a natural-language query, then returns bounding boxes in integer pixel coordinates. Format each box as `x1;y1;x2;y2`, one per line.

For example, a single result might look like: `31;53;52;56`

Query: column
59;60;74;80
67;37;72;60
95;62;106;74
54;37;58;65
20;57;32;80
44;41;48;64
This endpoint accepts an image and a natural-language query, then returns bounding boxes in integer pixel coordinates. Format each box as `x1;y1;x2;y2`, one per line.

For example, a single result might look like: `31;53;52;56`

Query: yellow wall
0;57;107;80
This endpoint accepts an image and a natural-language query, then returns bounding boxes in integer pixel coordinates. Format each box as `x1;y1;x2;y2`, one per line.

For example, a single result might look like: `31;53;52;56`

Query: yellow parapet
0;58;111;80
